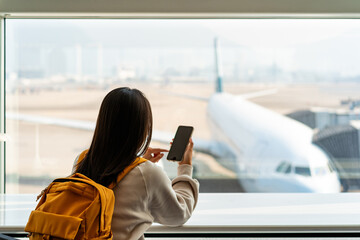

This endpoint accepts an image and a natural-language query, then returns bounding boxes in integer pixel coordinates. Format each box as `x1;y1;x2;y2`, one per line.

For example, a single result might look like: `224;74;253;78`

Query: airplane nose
309;174;341;193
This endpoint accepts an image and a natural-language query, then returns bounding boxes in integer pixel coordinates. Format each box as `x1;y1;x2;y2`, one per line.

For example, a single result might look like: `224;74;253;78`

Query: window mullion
0;17;5;193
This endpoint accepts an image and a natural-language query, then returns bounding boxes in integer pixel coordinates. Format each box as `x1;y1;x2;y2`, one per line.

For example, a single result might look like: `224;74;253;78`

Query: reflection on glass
5;19;360;193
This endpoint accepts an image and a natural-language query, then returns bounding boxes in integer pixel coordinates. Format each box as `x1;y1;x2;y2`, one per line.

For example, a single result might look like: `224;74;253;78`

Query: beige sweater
73;159;199;240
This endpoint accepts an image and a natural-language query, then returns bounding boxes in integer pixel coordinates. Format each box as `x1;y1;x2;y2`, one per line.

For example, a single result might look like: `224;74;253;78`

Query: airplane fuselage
207;92;341;193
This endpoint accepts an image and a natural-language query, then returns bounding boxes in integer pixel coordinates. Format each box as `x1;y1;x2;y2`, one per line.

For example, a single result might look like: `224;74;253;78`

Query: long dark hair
76;87;153;186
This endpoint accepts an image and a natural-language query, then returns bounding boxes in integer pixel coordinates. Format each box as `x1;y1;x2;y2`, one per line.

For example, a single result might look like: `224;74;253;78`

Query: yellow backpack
25;152;147;240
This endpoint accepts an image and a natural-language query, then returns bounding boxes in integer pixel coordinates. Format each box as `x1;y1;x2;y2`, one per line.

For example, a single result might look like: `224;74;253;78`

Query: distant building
117;66;136;81
18;69;44;79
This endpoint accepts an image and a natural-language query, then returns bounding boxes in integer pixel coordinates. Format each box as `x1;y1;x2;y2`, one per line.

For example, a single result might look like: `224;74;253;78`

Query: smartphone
167;126;194;161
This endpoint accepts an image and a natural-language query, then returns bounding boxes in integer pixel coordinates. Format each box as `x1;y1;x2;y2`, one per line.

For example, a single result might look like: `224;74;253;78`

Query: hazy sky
6;19;360;78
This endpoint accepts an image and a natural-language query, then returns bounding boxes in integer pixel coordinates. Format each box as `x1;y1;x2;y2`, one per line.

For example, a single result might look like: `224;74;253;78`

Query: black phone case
167;126;193;161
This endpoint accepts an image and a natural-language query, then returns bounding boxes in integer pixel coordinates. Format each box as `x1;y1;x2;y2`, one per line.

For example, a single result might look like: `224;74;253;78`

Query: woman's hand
179;138;193;166
143;147;169;163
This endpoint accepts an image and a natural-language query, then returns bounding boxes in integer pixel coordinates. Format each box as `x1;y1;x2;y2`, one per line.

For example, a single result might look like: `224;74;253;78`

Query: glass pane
284;165;292;174
5;19;360;193
295;167;311;177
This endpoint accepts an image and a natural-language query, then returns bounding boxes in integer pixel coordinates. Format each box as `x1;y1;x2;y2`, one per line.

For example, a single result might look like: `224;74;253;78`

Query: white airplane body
207;92;340;192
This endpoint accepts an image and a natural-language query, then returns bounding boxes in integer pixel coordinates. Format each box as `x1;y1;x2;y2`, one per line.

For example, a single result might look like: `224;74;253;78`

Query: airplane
163;38;341;193
6;38;341;193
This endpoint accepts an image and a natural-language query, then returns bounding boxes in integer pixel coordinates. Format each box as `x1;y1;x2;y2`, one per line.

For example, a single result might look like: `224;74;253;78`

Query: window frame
2;0;360;19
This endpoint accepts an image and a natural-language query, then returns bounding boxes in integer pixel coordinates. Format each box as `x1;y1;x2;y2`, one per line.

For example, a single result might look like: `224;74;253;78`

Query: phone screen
167;126;194;161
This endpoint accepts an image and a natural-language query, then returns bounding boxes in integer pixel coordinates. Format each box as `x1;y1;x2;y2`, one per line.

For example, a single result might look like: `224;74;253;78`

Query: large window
5;19;360;193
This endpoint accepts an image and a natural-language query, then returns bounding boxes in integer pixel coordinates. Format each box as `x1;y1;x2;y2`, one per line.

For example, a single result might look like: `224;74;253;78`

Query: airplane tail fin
160;38;223;101
214;38;223;93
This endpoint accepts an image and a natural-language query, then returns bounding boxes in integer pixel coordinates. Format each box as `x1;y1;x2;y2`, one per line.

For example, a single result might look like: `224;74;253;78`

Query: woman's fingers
143;147;168;161
188;138;194;149
142;148;153;160
179;138;193;165
150;153;164;163
149;148;169;153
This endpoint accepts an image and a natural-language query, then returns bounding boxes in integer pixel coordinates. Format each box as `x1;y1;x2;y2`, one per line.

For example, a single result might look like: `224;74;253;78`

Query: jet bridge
312;121;360;191
287;108;360;130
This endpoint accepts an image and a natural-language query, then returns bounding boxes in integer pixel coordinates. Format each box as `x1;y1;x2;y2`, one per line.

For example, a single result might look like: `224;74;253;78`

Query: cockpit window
276;162;285;172
284;165;292;174
295;166;311;176
276;162;292;174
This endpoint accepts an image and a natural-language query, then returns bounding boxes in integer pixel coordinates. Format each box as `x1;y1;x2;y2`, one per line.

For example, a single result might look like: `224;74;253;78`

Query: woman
75;87;199;240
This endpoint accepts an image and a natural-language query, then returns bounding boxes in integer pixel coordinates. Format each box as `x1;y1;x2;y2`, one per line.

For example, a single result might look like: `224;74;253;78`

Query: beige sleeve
143;163;199;227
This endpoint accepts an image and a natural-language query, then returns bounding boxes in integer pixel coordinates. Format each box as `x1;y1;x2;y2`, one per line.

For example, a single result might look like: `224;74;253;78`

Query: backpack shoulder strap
108;157;147;189
76;149;89;166
76;149;147;189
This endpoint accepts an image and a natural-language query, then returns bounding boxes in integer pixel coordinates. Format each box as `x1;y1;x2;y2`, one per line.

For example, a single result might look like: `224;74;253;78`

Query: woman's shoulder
137;160;169;182
138;160;164;174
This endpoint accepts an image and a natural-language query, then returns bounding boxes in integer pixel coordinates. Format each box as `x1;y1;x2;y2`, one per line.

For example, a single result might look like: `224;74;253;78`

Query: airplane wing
238;88;278;100
167;88;278;102
6;112;95;131
163;92;209;102
7;87;277;156
152;129;229;157
6;112;233;158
